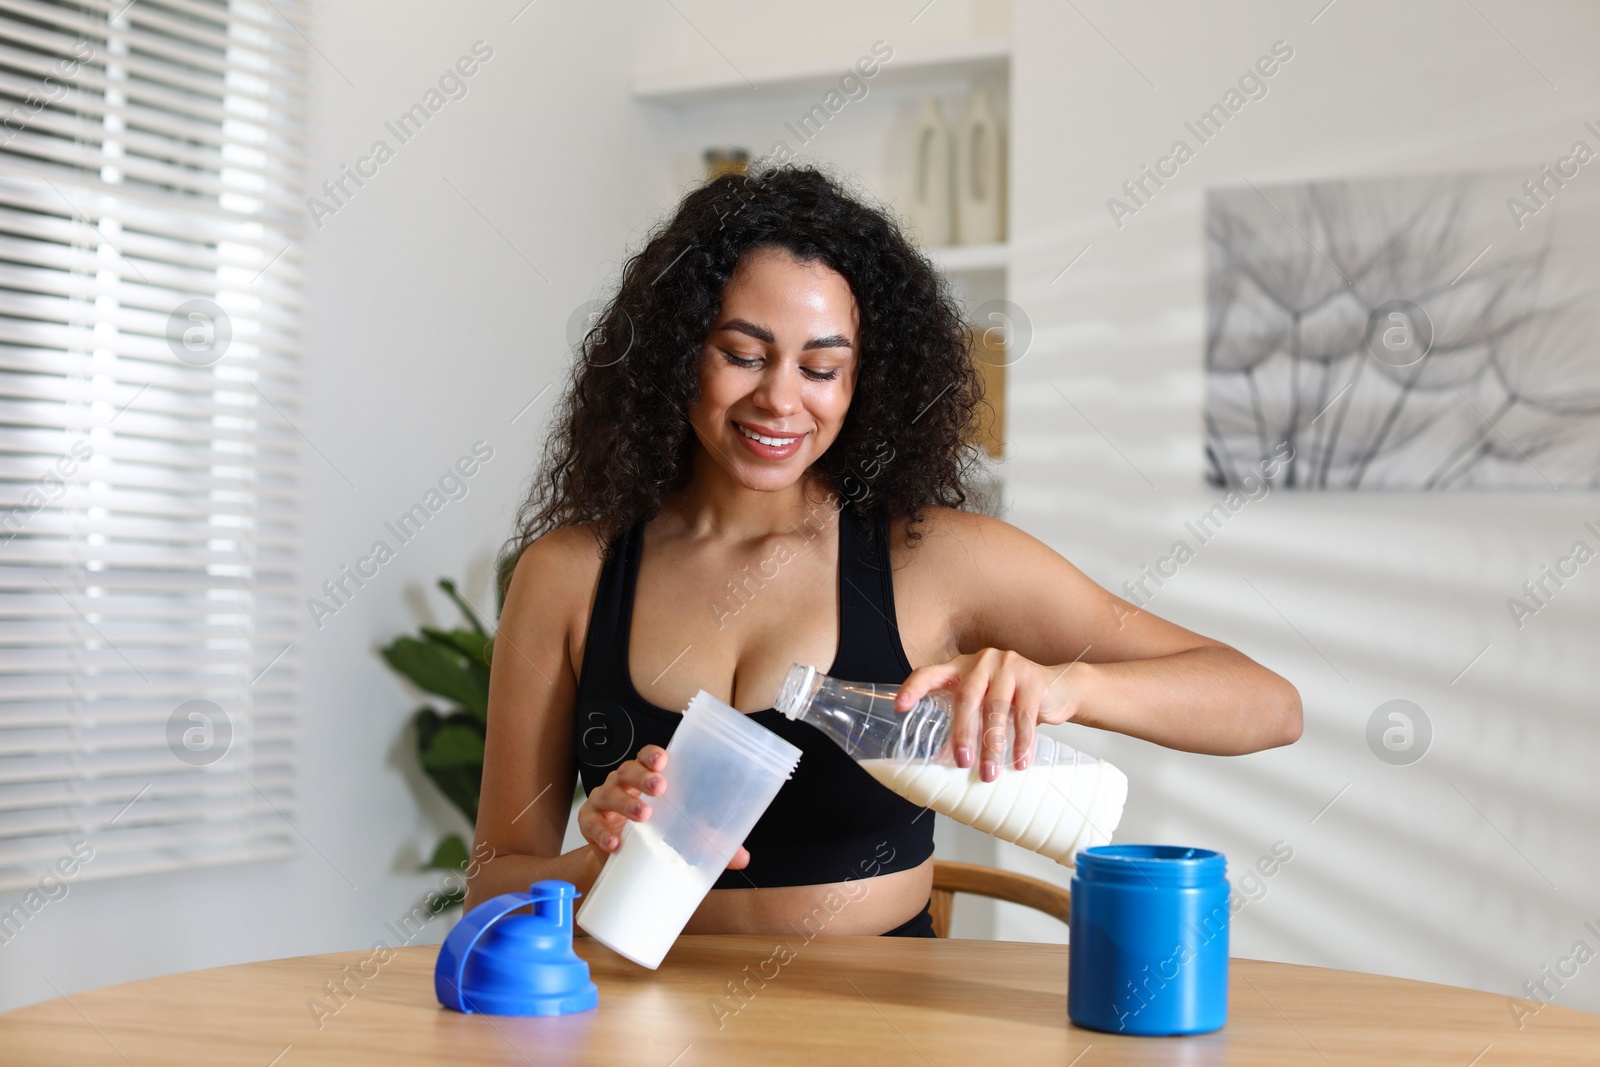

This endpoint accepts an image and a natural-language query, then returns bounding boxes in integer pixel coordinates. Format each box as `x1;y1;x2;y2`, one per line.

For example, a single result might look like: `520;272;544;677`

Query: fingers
978;671;1015;783
894;663;960;711
578;750;669;854
726;845;750;870
1012;670;1047;771
609;749;667;800
903;649;1050;780
948;652;995;771
950;649;1035;780
577;802;625;853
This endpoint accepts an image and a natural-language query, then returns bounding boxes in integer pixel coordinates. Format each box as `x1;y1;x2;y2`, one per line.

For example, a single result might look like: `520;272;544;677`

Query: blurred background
1;0;1597;1019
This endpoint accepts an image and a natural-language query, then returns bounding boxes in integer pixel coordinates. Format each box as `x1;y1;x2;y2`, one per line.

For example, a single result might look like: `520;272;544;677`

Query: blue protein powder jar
1068;845;1230;1036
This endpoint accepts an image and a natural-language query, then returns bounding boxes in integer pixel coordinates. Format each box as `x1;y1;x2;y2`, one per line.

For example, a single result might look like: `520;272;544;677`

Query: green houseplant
380;577;494;913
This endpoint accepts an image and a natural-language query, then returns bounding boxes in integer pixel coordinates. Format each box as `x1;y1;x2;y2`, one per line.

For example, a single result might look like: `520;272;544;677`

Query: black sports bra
570;504;937;890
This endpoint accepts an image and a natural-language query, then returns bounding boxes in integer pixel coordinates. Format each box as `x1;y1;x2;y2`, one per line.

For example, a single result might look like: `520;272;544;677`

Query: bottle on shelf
905;96;955;246
775;662;1128;866
955;86;1006;245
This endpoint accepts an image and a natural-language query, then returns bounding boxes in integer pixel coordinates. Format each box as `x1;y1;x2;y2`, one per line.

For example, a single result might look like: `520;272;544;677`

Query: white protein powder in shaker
577;818;718;968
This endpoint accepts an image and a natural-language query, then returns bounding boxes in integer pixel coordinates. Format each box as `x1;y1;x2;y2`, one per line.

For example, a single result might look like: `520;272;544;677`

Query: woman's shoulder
886;503;1066;583
507;522;608;589
499;522;613;663
886;504;1016;558
878;506;1030;662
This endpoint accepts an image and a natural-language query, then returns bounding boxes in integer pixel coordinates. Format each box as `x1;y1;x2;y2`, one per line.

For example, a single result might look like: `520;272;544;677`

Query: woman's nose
751;365;800;416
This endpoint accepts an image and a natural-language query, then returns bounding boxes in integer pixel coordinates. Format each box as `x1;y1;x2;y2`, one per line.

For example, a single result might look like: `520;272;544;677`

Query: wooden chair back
928;859;1072;938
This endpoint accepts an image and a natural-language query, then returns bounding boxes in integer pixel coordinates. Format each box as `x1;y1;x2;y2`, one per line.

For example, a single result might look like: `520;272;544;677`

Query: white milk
861;753;1128;865
575;818;718;969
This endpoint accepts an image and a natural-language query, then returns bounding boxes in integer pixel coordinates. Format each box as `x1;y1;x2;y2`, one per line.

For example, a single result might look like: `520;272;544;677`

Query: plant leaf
424;833;470;872
422;626;489;662
421;627;493;713
414;708;485;822
425;767;481;824
438;577;487;636
382;577;496;867
381;636;488;723
421;719;487;769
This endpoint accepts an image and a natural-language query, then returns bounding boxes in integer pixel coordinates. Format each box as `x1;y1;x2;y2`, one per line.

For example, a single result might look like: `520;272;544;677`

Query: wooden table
2;935;1596;1065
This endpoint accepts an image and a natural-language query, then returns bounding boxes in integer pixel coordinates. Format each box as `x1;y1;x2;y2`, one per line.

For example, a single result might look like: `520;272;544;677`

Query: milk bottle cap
774;662;817;718
435;879;599;1016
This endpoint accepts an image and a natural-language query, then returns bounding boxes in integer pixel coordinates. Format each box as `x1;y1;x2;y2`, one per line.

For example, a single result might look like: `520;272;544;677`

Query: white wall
1003;0;1600;1014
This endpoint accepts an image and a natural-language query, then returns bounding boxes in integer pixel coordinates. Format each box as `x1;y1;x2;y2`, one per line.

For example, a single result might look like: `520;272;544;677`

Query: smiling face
686;246;860;493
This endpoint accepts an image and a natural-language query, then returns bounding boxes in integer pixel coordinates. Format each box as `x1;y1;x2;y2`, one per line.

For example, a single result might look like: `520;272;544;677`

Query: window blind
0;0;306;892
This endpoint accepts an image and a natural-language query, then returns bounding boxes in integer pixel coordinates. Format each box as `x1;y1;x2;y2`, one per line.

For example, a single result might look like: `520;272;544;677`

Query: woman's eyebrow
718;319;853;350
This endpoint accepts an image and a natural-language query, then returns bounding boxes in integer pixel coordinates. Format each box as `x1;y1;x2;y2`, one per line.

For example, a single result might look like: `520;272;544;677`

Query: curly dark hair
499;163;985;598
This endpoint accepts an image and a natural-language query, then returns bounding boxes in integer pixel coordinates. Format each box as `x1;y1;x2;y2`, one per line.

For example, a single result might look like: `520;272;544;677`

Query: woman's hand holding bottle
893;648;1089;782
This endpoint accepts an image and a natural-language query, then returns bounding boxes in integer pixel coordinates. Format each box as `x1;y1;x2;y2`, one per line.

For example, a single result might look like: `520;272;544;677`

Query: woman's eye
720;349;838;381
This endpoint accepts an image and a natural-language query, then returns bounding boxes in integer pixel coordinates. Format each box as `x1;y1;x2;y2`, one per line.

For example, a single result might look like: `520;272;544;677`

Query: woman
465;165;1301;936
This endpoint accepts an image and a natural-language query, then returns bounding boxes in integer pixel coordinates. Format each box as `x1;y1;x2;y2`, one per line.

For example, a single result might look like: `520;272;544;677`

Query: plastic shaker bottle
774;662;1127;866
575;689;801;969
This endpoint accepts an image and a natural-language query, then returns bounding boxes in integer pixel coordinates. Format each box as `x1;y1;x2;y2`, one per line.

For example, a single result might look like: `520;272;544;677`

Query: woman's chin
697;432;823;493
723;455;810;493
734;466;806;493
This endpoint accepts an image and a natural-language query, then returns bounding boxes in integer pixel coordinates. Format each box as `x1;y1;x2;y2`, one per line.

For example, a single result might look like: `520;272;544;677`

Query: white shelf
924;242;1009;274
633;34;1010;105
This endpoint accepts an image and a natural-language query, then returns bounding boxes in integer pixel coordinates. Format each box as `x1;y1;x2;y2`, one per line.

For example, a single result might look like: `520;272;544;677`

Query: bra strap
833;505;914;681
574;521;641;704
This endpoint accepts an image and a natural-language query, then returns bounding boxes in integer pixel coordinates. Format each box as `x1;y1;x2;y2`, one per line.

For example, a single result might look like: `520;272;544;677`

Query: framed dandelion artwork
1204;170;1600;490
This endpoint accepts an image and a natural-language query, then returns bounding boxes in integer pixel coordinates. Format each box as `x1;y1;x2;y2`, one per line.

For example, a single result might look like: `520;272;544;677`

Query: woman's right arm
464;527;607;910
464;526;746;912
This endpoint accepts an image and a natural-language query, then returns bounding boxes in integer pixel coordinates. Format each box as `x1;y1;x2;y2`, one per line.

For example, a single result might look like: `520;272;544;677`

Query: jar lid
1075;844;1227;887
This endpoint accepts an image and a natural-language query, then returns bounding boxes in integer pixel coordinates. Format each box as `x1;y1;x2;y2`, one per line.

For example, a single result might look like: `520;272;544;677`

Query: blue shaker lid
1075;844;1227;887
435;879;599;1016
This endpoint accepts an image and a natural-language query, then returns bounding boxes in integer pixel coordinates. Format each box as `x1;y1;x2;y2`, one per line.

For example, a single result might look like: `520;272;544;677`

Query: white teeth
736;424;799;447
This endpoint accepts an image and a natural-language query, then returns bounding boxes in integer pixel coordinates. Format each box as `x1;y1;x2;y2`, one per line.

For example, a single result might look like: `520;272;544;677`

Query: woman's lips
733;420;805;460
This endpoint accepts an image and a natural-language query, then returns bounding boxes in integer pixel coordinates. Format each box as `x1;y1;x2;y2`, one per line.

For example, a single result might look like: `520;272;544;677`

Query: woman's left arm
892;510;1302;778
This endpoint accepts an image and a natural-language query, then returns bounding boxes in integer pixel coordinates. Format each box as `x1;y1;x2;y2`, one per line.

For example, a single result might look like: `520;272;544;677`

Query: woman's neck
658;452;837;544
